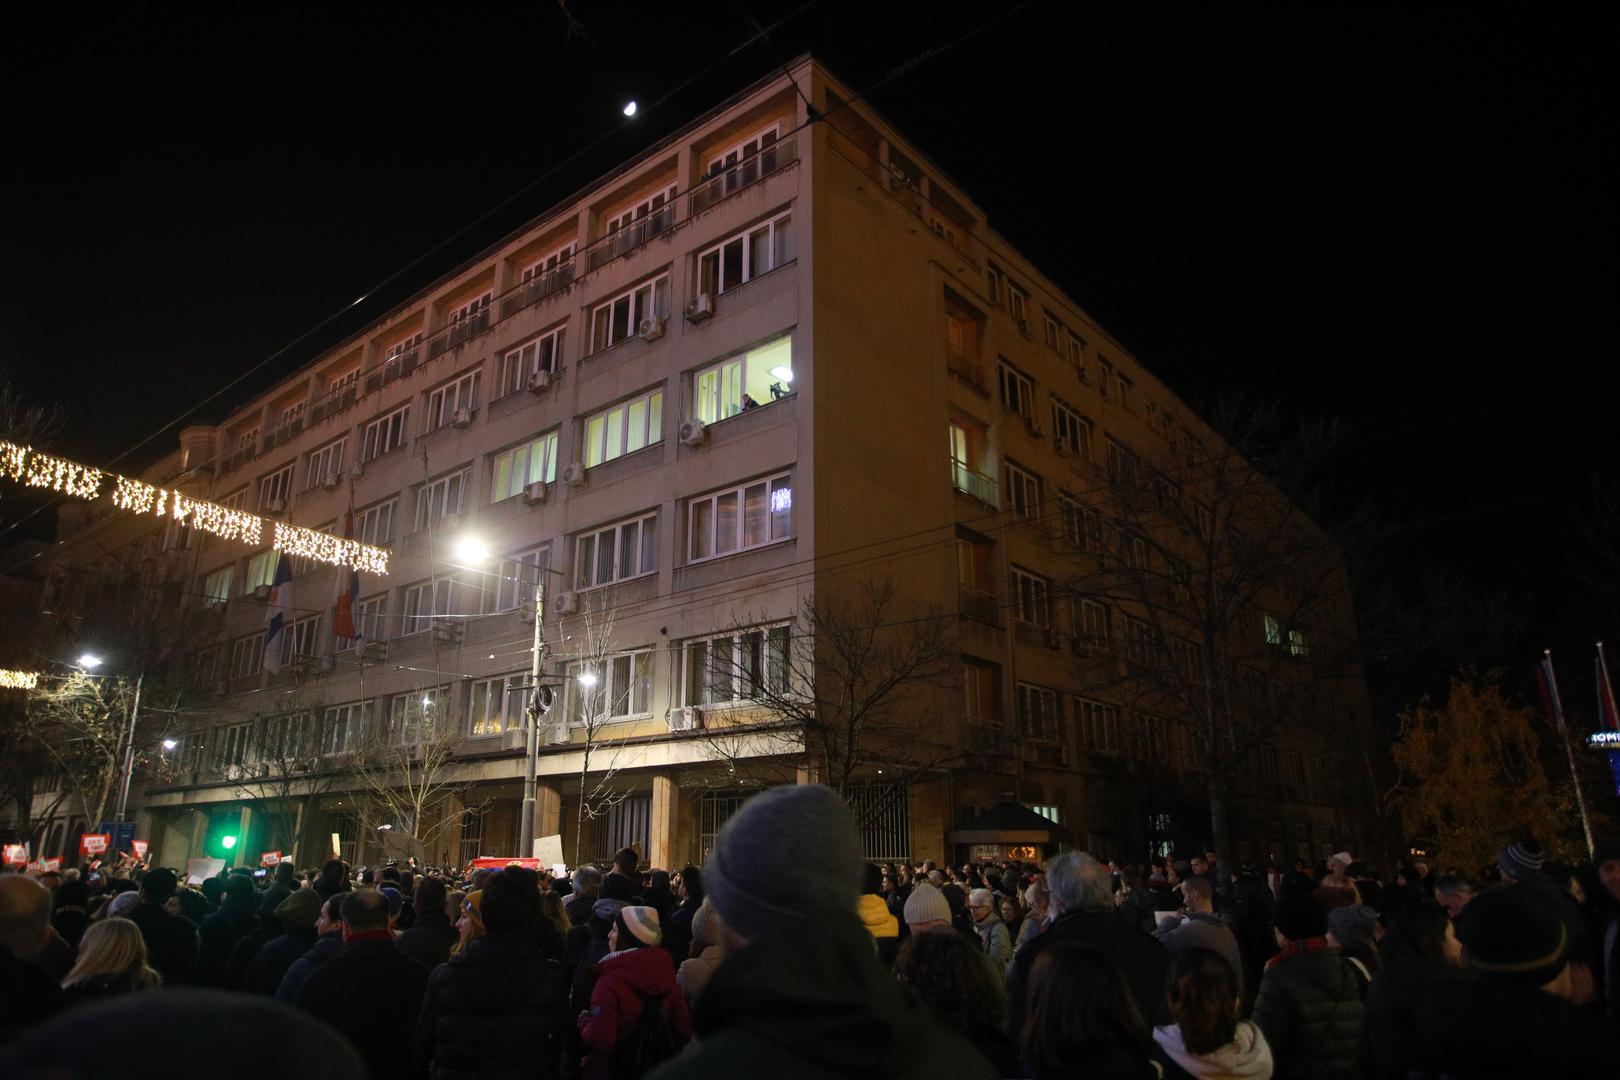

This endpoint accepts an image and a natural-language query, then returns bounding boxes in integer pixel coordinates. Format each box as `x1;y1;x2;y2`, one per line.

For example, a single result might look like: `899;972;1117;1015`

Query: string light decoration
0;441;103;500
2;444;389;574
273;521;389;576
0;670;40;690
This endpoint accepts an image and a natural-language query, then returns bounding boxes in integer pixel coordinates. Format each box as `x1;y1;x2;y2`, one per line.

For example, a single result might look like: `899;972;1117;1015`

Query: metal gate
588;795;651;863
844;783;911;862
697;790;754;861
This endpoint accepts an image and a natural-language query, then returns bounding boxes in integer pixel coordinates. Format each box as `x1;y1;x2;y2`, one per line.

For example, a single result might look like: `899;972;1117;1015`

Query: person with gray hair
566;865;602;926
0;875;68;1039
1007;851;1170;1037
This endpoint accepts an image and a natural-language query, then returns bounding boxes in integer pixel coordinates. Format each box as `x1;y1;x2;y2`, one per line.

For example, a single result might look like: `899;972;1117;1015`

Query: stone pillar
650;773;680;871
535;783;563;849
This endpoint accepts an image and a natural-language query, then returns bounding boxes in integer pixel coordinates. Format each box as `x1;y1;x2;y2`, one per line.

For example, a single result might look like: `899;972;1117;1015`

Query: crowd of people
3;793;1619;1078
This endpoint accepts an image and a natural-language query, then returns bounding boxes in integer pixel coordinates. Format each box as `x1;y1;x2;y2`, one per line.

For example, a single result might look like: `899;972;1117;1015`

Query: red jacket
578;945;691;1079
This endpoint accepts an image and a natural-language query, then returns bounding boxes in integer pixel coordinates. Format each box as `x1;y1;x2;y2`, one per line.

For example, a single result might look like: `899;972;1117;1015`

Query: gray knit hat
704;784;863;943
903;882;951;927
1327;903;1378;950
1497;839;1544;881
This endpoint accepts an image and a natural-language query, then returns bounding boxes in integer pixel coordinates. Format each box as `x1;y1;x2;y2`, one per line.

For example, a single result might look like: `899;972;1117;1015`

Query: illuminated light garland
0;441;103;500
273;521;389;576
0;669;40;690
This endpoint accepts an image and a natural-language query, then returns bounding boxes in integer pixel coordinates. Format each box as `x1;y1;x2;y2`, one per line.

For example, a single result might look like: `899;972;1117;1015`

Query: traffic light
205;815;241;859
220;834;237;851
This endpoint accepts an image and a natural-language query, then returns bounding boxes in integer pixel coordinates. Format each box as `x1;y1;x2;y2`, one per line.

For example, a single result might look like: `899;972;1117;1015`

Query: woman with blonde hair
451;889;484;957
538;888;571;958
62;917;161;1002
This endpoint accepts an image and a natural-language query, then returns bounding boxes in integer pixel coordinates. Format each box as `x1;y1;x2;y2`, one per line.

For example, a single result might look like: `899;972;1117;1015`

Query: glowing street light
453;535;491;564
577;670;598;689
220;835;238;850
77;653;104;669
161;739;178;751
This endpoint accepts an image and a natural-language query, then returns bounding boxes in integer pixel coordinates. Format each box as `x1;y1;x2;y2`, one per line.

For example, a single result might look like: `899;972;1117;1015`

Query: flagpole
1545;649;1595;858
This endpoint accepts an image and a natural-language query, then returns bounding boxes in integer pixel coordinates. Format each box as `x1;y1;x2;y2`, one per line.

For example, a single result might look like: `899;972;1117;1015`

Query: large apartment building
18;57;1378;872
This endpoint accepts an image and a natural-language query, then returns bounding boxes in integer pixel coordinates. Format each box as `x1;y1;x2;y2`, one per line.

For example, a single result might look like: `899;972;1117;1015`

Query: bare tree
558;587;634;867
352;694;487;865
23;672;146;830
225;693;348;858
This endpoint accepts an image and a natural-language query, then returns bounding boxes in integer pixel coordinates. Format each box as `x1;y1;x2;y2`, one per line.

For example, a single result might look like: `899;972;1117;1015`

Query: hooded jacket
1250;951;1363;1079
648;911;996;1080
1153;1020;1273;1080
579;944;691;1080
857;893;900;967
417;931;568;1080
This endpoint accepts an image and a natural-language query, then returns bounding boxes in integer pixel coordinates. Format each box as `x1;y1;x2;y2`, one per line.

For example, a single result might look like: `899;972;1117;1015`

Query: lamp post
76;652;146;834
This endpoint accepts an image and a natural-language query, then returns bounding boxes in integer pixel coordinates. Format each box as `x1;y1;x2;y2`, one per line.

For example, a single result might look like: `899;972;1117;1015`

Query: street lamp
577;670;598;689
161;739;178;751
77;648;146;829
77;653;103;669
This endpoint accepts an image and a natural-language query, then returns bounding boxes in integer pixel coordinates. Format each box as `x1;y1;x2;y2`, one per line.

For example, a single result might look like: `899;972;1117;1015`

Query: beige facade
18;57;1376;871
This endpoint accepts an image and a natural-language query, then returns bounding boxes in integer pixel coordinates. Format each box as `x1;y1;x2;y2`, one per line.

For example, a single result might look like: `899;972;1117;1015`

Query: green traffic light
221;835;237;850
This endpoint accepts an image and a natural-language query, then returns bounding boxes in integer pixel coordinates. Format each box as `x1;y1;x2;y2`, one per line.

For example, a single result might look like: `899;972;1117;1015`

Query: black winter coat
397;909;460;968
1361;956;1453;1080
664;898;699;964
1251;951;1364;1079
223;909;288;989
565;892;597;927
1008;909;1170;1034
275;930;343;1003
242;926;317;997
416;932;568;1080
295;935;431;1080
126;902;199;986
1418;970;1619;1076
195;902;256;986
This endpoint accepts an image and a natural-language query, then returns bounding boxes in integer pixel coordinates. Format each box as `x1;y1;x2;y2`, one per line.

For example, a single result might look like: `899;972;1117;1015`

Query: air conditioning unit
517;603;536;624
431;620;464;644
561;463;586;487
349;462;365;480
543;722;571;746
361;640;388;663
263;498;287;516
317;655;336;673
552;590;578;615
222;763;248;782
684;293;715;323
678;419;707;447
253;584;273;602
1024;417;1045;439
668;705;703;731
1018;319;1036;341
526;370;553;394
320;471;341;491
638;315;666;341
500;727;529;752
451;407;473;429
521;481;549;506
440;513;462;533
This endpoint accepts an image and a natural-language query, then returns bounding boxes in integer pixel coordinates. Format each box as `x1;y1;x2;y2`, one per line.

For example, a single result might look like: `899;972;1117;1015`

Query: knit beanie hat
704;784;863;943
617;905;663;947
1497;839;1544;881
275;887;322;928
1327;904;1378;950
903;882;951;927
1274;892;1328;941
690;898;720;949
378;886;404;919
591;897;626;925
108;890;141;918
1455;886;1566;986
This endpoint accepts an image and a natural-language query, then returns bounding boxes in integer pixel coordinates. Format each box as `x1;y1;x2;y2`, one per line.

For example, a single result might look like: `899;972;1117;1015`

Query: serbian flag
333;507;361;640
262;552;294;674
1535;652;1566;734
1598;644;1619;733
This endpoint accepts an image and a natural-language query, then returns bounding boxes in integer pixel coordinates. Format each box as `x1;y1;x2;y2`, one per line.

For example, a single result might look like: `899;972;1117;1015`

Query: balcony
958;587;999;627
947;349;988;394
498;261;577;320
585;204;677;273
261;413;306;453
689;134;798;216
363;347;422;394
966;719;1010;754
951;458;997;506
308;381;359;424
428;309;492;360
219;443;258;475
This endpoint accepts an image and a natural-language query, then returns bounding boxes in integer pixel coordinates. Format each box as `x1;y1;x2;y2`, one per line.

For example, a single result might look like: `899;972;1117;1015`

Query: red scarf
1266;935;1332;970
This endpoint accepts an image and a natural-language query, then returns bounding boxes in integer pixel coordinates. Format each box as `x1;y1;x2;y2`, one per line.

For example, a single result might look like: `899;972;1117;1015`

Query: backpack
608;990;681;1079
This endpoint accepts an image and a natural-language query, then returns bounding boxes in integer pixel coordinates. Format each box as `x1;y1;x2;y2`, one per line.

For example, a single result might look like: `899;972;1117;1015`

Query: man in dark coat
663;867;702;965
124;868;199;985
599;848;641;903
275;895;344;1003
222;883;291;988
417;869;568;1079
565;867;601;926
1252;892;1364;1079
294;888;430;1078
643;869;678;924
242;888;321;996
397;876;459;968
196;873;258;985
0;876;68;1042
1008;850;1171;1034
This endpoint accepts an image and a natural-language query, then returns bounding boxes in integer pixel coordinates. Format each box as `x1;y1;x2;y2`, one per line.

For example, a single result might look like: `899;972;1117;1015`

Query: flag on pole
262;552;294;674
333;507;361;641
1535;652;1566;734
1597;643;1619;733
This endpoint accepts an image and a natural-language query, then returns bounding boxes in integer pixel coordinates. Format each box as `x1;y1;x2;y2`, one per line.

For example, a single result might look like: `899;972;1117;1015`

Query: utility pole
519;575;548;859
113;670;145;824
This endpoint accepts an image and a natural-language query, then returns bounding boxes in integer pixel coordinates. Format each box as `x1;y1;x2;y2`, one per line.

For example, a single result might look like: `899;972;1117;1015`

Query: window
522;243;574;282
1125;616;1158;666
469;674;527;736
1288;628;1309;658
697;211;792;296
693;335;793;424
304;439;346;490
363;406;409;461
337;595;387;651
280;616;321;664
1192;501;1214;539
484;547;550;615
606;185;677;235
1283;751;1305;786
258;464;293;509
998;361;1033;418
234;428;259;452
687;473;792;562
229;634;265;679
590;274;670;353
1117;373;1134;411
490;433;559;502
986;264;1003;307
1079;699;1120;754
446;292;491;327
584;388;663;467
385;332;423;364
1067;333;1087;376
388;686;449;745
1078;599;1110;649
355;499;397;548
1017;683;1060;741
322;701;372;755
1010;566;1049;627
1105;437;1138;485
1051;399;1091;458
202;566;233;603
1263;613;1283;647
245;550;277;591
402;579;458;633
1170;637;1204;682
567;651;653;725
705;125;781;188
1043;312;1061;348
1003;462;1041;519
414;468;470;531
218;488;247;511
211;722;254;769
962;663;997;725
1057;495;1103;552
1120;532;1148;570
575;513;657;589
949;422;995;504
425;371;481;432
498;327;564;398
1257;744;1280;780
1006;282;1028;324
682;625;791;706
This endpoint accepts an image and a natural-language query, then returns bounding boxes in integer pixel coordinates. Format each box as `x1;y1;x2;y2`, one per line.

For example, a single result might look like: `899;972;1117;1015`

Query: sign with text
132;841;148;859
466;857;542;871
260;851;283;867
80;833;110;856
533;834;564;868
3;844;27;865
186;856;225;885
331;832;343;859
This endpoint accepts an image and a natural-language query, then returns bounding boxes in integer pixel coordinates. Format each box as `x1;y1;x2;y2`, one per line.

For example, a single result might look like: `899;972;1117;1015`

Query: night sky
2;3;1613;710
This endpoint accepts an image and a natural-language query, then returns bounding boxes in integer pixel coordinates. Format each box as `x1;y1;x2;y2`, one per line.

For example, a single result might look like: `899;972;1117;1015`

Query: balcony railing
308;381;359;424
951;458;997;506
428;309;492;360
958;587;999;626
261;413;306;453
966;719;1009;754
947;349;987;393
585;204;677;273
219;444;258;475
363;346;422;394
689;134;798;216
498;261;577;320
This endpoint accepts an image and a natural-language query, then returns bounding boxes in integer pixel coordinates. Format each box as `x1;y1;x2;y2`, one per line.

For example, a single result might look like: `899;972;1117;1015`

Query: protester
1009;852;1170;1036
1324;903;1378;982
600;848;641;903
1431;874;1473;920
1116;865;1158;934
241;888;320;996
1020;939;1160;1080
195;873;257;985
454;889;486;958
860;862;902;967
313;859;350;902
578;905;689;1079
902;881;952;935
1250;892;1363;1079
1000;894;1025;940
967;886;1013;970
60;917;161;1003
0;876;68;1040
221;882;291;989
274;895;345;1003
643;869;678;924
537;889;572;960
567;866;603;926
397;876;459;968
1154;877;1243;1000
1595;838;1620;1021
1012;877;1051;968
675;899;723;1010
1230;862;1277;1007
49;880;91;951
663;866;702;965
123;868;198;986
418;868;568;1080
1360;899;1459;1080
893;925;1021;1076
295;888;430;1078
652;784;995;1079
1153;946;1273;1080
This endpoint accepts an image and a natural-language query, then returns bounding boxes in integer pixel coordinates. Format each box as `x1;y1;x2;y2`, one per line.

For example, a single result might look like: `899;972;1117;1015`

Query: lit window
490;433;559;502
584;388;663;467
687;473;792;562
245;551;277;591
693;336;793;424
469;674;527;736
